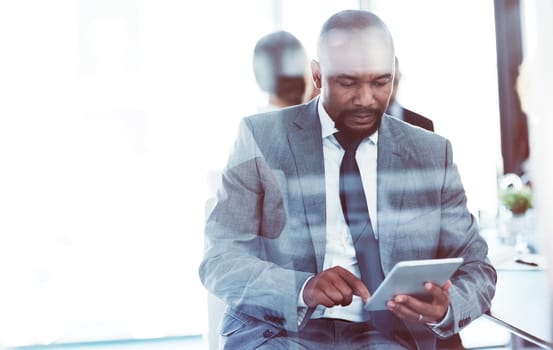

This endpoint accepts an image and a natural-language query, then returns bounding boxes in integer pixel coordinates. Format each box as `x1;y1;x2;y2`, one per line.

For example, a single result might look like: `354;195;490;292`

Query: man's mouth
349;112;377;123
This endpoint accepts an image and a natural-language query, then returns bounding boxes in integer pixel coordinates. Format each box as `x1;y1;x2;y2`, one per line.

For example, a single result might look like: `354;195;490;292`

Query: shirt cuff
298;274;315;308
297;275;315;325
426;305;454;337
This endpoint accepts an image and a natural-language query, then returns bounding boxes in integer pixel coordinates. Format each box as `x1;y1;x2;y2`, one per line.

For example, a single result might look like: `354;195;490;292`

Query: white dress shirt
313;100;378;322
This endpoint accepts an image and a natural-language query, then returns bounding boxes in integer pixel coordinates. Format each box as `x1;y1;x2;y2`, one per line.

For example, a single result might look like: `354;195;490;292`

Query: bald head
316;10;395;75
318;10;391;43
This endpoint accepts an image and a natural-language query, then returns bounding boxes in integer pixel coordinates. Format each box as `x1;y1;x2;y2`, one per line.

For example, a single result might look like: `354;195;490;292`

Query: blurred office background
0;0;551;349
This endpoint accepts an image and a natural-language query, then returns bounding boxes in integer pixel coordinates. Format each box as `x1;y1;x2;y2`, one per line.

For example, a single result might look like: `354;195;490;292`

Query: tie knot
334;131;365;152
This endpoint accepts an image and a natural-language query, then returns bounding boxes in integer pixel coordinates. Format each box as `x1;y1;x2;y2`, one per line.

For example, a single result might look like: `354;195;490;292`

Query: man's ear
311;60;322;89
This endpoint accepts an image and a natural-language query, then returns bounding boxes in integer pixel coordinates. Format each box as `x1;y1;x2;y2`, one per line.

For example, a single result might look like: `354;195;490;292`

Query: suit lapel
287;99;327;272
286;108;411;274
377;116;410;273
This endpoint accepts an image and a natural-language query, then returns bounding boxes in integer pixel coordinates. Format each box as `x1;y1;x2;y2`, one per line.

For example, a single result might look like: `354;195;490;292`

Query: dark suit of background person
253;30;308;111
199;10;496;350
386;58;434;132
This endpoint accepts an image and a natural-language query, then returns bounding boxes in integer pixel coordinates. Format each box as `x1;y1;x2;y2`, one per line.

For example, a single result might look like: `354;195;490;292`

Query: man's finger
424;281;449;295
335;267;370;302
318;290;341;308
390;285;450;322
304;267;369;307
329;278;354;306
424;281;450;305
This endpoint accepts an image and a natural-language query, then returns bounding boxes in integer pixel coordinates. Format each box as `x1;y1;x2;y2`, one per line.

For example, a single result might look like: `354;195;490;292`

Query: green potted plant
499;183;533;253
500;185;532;216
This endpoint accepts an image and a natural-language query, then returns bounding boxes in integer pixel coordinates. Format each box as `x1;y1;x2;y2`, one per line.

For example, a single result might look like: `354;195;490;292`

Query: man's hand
386;280;452;324
303;266;370;308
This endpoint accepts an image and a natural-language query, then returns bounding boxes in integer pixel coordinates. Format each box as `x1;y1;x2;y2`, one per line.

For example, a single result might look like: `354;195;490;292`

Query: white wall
0;0;275;346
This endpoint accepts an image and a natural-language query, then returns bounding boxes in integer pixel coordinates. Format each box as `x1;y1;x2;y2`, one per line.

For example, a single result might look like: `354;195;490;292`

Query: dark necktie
334;131;414;346
334;131;383;292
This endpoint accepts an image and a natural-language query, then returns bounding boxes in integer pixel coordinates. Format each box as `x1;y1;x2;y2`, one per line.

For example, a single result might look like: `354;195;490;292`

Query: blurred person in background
253;30;308;111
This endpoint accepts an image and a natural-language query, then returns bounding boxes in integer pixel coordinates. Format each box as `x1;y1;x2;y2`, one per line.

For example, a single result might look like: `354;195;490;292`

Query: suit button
263;329;274;338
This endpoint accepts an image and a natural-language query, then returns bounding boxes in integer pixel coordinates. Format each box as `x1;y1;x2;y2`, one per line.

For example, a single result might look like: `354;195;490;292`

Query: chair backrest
206;292;226;350
204;197;226;350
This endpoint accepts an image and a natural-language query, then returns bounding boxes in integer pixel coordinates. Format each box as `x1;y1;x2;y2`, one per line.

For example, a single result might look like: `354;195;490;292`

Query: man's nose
352;83;376;106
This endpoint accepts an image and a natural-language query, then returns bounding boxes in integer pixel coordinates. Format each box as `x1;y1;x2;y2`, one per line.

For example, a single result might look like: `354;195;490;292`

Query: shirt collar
317;98;378;145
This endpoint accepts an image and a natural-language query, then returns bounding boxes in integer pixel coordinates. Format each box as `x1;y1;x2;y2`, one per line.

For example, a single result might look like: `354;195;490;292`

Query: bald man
200;10;495;349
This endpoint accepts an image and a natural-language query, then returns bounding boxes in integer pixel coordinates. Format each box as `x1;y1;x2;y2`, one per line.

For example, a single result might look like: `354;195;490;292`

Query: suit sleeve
198;119;311;332
431;139;497;337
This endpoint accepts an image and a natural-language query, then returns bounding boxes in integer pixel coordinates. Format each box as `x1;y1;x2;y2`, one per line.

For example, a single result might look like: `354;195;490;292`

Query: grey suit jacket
199;98;496;349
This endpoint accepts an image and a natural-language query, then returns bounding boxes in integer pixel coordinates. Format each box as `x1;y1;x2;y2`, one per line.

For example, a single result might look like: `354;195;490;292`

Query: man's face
312;28;395;135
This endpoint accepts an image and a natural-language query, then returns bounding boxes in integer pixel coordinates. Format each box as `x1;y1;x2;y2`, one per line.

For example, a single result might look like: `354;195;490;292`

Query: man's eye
372;78;392;87
338;81;355;87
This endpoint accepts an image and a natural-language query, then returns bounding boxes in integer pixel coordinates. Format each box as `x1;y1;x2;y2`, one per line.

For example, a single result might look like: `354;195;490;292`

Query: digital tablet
364;257;463;311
